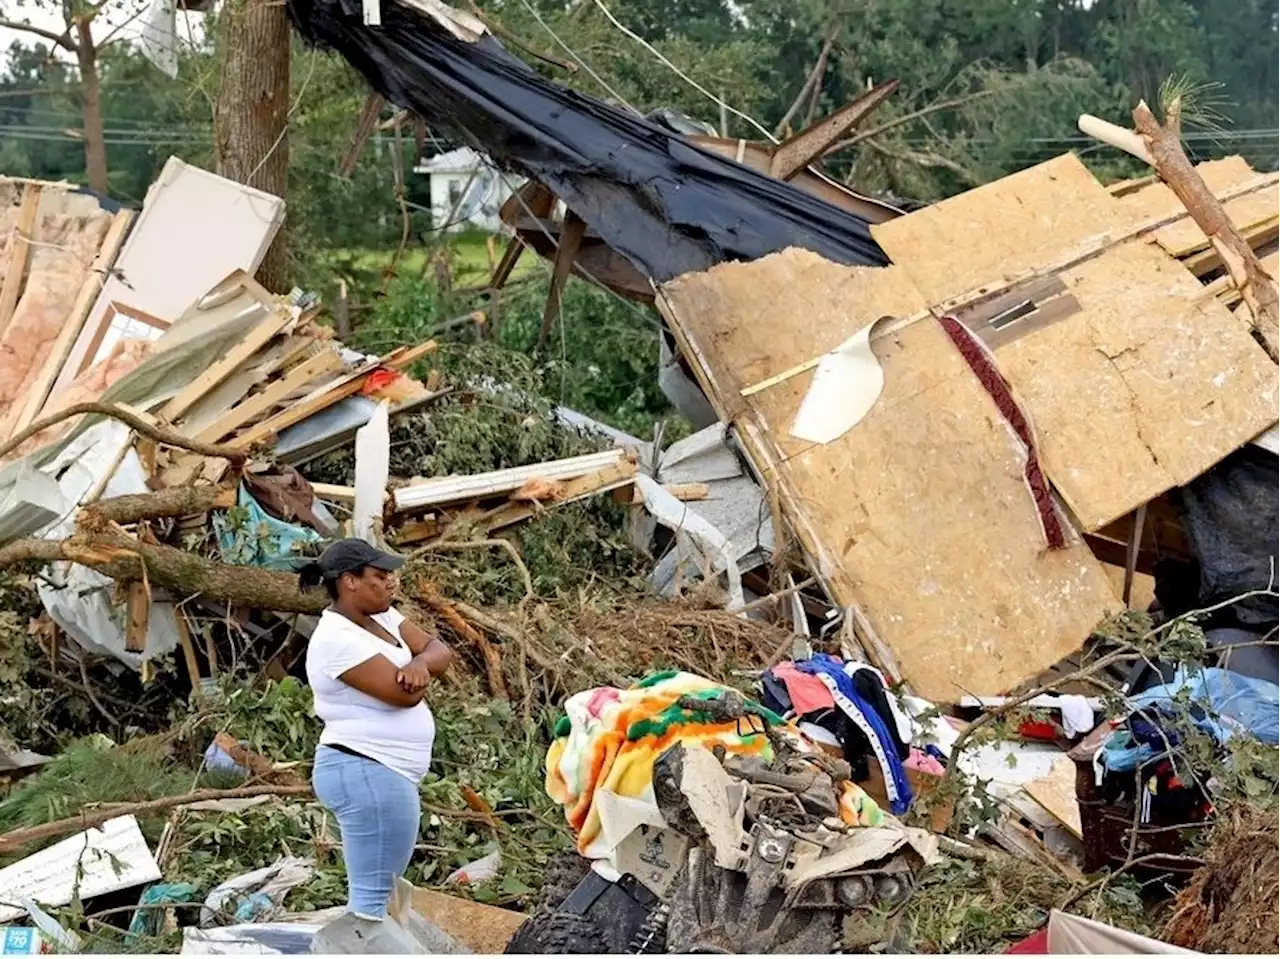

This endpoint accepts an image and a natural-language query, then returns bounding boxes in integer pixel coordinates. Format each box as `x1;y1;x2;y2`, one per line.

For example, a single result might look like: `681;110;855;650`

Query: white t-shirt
305;606;436;783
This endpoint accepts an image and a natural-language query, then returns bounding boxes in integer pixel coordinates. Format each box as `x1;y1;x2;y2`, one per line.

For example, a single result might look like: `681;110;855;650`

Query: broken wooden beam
538;210;587;349
768;80;899;180
391;449;627;513
0;185;41;338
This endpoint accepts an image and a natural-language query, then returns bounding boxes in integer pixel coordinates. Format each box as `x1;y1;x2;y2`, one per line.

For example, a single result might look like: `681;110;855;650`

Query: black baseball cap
316;538;405;579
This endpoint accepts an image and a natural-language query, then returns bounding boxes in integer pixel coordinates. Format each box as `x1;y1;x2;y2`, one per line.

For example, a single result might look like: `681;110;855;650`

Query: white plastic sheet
201;857;316;928
634;474;744;611
139;0;179;78
353;401;390;544
34;419;181;667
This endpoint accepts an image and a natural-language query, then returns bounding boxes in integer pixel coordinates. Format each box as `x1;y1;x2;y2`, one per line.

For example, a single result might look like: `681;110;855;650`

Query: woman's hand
396;655;434;693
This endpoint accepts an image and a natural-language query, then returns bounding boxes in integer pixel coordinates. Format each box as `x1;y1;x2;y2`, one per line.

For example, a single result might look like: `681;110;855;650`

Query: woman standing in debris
300;538;453;922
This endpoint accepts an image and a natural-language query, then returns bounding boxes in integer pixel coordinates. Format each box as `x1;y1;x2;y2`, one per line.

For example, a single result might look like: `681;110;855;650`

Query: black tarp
286;0;890;283
1176;445;1280;633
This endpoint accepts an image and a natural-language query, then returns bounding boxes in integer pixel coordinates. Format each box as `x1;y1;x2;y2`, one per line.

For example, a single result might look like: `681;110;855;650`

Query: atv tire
504;909;609;955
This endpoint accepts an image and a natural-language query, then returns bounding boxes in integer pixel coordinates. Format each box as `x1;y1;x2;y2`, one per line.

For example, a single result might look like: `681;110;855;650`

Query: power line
585;0;777;144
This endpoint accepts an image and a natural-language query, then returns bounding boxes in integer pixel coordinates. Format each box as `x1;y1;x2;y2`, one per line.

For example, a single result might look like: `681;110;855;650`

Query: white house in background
414;146;517;233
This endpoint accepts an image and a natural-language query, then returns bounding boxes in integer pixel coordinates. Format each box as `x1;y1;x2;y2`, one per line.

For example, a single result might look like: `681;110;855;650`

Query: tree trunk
74;20;108;195
1132;99;1280;360
214;0;292;293
0;533;327;615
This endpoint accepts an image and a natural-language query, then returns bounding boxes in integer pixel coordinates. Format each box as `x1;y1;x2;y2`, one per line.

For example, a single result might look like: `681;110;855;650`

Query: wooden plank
629;481;709;504
310;483;358;506
160;306;296;424
1154;185;1280;260
392;449;626;512
391;515;440;545
658;249;1119;700
125;580;151;653
5;209;134;439
538;211;586;348
992;240;1277;531
459;460;638;537
190;346;344;444
1024;758;1084;840
1180;213;1278;276
229;340;436;452
0;185;42;337
742;171;1280;398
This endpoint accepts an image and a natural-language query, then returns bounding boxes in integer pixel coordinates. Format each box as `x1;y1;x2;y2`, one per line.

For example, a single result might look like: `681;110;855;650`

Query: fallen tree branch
0;402;251;464
0;784;313;854
80;487;235;529
774;28;838;137
1130;98;1280;359
1081;101;1280;359
864;137;982;186
822;89;996;157
412;576;509;700
0;532;328;614
416;538;535;606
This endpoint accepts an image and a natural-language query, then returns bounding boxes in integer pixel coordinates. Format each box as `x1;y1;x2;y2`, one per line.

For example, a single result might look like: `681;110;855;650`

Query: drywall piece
994;240;1278;530
659;249;1119;700
55;158;285;395
0;816;162;922
871;154;1120;304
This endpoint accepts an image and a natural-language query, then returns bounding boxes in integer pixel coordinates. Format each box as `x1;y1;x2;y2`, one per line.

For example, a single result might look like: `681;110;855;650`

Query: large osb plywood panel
1151;183;1278;256
1114;156;1260;225
994;241;1279;531
871;154;1118;303
660;249;1119;701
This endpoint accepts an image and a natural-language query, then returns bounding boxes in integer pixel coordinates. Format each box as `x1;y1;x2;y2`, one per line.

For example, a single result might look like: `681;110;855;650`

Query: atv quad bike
507;693;934;954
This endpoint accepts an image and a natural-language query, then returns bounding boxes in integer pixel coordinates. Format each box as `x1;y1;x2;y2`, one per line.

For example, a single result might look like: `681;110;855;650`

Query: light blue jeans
312;745;421;918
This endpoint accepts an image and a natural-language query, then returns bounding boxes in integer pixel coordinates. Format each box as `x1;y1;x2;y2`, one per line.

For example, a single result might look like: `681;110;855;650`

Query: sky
0;0;207;69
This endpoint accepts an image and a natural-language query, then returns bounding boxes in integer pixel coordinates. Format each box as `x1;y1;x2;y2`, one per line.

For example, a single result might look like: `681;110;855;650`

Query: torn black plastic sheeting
286;0;891;284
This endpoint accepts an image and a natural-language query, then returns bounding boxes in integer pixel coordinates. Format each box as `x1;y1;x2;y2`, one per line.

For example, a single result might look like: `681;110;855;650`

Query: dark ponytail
298;561;325;591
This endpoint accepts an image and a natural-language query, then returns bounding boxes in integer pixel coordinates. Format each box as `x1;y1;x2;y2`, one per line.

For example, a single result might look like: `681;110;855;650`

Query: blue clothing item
213;484;322;571
797;654;914;814
1102;666;1280;773
312;745;421;918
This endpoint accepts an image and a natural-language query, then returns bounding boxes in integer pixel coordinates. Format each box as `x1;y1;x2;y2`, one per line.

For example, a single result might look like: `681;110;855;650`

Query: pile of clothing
545;670;884;862
760;653;923;815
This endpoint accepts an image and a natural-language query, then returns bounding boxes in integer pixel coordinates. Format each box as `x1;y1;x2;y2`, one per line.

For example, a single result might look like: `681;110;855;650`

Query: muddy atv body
507;725;931;954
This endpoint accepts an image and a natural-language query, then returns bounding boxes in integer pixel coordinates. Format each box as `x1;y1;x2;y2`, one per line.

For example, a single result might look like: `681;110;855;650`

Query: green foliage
220;677;321;763
0;737;193;863
894;855;1155;953
416;680;574;905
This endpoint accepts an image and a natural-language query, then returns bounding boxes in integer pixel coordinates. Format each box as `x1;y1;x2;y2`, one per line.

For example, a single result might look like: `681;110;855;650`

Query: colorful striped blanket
546;670;883;860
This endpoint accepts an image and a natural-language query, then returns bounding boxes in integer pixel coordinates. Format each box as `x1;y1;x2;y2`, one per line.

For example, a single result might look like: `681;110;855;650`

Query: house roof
416;145;486;174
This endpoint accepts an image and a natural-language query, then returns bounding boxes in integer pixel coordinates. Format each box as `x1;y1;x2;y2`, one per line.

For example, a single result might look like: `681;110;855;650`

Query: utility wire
512;0;639;115
585;0;777;143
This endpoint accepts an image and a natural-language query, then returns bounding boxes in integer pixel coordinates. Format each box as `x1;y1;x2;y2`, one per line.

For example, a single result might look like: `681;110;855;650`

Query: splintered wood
659;251;1119;701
